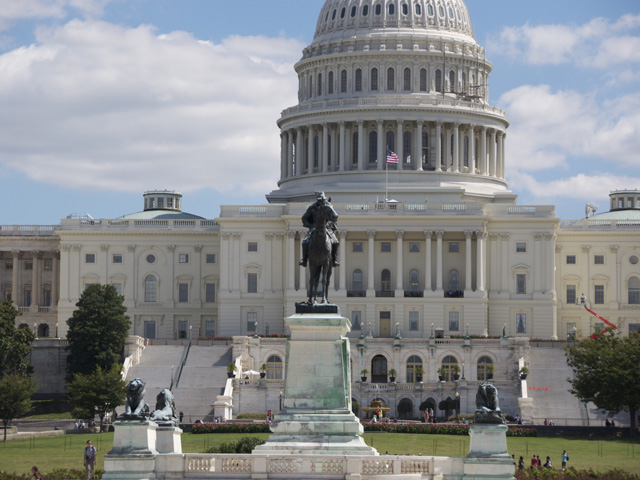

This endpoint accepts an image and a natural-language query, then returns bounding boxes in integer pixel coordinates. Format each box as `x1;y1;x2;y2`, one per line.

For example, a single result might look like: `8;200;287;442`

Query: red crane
582;304;616;339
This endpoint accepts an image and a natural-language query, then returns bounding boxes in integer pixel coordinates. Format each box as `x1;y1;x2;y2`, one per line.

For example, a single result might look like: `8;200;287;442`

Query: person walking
544;456;552;469
518;456;525;471
30;466;41;480
562;450;569;471
179;411;184;423
84;440;97;480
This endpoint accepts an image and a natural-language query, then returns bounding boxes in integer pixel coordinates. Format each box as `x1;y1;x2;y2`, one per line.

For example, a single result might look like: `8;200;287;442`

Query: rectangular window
157;198;164;209
566;255;576;264
516;242;526;253
448;311;459;331
24;260;33;270
206;254;216;264
205;320;216;337
566;322;577;340
380;311;391;320
594;255;604;265
409;242;420;253
205;283;216;303
5;261;12;270
178;283;189;302
381;242;391;253
24;289;32;306
409;311;419;331
629;324;640;335
44;260;53;270
42;289;51;307
178;320;188;339
111;283;123;296
566;285;576;305
4;290;11;301
84;254;95;264
247;312;257;332
516;314;526;333
248;242;258;252
247;273;258;293
179;254;189;264
351;311;362;330
594;285;604;304
112;254;123;264
449;242;459;253
594;322;604;334
352;242;363;253
516;274;526;294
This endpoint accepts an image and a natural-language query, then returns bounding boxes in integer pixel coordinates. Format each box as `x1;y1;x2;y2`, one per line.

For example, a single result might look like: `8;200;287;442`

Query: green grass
22;412;74;420
1;432;639;476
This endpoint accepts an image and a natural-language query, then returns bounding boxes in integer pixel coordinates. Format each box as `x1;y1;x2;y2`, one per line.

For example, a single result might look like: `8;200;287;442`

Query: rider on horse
299;192;340;268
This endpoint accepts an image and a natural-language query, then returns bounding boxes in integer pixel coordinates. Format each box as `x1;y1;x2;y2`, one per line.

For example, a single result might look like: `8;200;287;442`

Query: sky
0;0;638;224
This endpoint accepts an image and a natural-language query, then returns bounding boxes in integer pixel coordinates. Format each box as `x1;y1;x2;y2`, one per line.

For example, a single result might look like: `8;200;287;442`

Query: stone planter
389;376;396;382
453;374;461;380
438;375;445;381
260;372;266;378
361;376;367;382
227;372;235;378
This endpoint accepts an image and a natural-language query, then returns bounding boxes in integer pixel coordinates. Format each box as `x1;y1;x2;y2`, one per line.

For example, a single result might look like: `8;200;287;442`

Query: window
23;287;31;307
566;285;576;304
403;67;411;91
409;311;419;331
112;254;123;264
205;283;216;303
247;273;258;293
516;313;526;333
477;356;494;381
146;254;156;264
5;261;12;270
566;255;576;264
341;69;347;93
386;130;395;152
629;277;640;304
111;282;122;296
428;4;434;16
351;311;362;330
381;269;391;291
205;320;216;337
594;255;604;265
419;68;427;91
386;67;395;91
415;3;421;15
178;283;189;303
402;3;408;15
449;242;459;253
448;270;459;292
266;355;283;379
352;269;363;291
516;242;526;253
371;67;378;91
406;355;422;383
446;312;459;332
178;320;188;339
144;275;157;302
381;242;391;253
409;242;419;252
409;269;419;291
24;260;33;270
353;242;363;253
375;3;382;15
317;73;322;96
328;71;334;94
355;68;362;91
206;254;216;264
83;254;95;264
42;287;51;306
388;2;395;15
352;132;359;164
435;69;442;93
630;324;640;335
516;274;526;294
369;131;377;163
247;312;257;332
630;255;639;265
179;254;189;263
594;285;605;304
362;5;368;16
403;131;411;162
441;355;459;382
248;242;258;252
351;5;357;17
44;259;52;270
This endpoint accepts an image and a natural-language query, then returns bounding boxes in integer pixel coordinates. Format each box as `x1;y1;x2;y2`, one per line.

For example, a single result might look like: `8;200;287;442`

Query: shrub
361;423;537;437
515;468;638;480
191;422;271;434
236;413;267;420
205;437;265;454
0;469;104;480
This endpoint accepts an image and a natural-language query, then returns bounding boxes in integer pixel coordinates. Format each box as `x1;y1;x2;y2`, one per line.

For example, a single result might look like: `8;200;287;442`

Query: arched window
406;355;423;382
428;4;434;16
386;67;395;91
398;398;413;418
37;324;49;338
462;72;467;94
351;5;357;17
352;132;359;164
341;69;348;93
415;3;422;15
388;3;395;15
449;270;459;292
441;355;459;382
317;73;322;96
340;7;346;18
448;71;455;93
477;356;494;381
363;5;369;16
375;3;382;15
381;269;391;291
629;277;640;304
144;275;157;302
371;355;388;382
266;355;283;379
409;269;420;291
420;68;427;91
371;67;379;91
435;69;442;93
403;67;411;91
403;131;411;162
386;131;395;151
369;131;377;163
402;3;408;15
355;68;362;91
352;269;363;292
328;71;334;94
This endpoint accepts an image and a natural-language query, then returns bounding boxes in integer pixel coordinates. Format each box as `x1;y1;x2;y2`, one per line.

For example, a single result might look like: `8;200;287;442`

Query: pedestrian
530;455;537;469
544;456;552;469
30;466;41;480
562;450;569;471
84;440;97;480
537;455;541;467
179;411;184;423
518;456;525;471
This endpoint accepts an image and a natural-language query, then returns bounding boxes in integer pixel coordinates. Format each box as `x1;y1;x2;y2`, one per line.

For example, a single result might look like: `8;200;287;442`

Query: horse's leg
312;266;322;304
307;264;315;304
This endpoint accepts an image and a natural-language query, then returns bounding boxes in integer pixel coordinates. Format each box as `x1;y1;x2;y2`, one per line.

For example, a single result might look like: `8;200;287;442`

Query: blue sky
0;0;638;224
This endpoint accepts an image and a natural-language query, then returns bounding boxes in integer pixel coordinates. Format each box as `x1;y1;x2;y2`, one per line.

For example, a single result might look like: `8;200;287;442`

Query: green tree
0;373;36;441
66;284;130;381
397;398;414;419
565;330;640;435
0;300;34;377
68;365;126;431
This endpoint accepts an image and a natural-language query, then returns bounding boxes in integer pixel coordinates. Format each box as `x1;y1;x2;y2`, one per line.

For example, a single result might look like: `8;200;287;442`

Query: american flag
386;148;399;164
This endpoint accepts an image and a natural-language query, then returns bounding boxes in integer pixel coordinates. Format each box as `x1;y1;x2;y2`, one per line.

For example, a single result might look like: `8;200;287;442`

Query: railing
559;219;640;230
60;218;219;231
444;290;464;298
0;225;58;236
171;338;191;390
375;290;395;297
404;291;424;298
347;290;366;297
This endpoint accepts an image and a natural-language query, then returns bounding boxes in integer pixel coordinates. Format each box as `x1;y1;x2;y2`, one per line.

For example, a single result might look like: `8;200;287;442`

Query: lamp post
55;322;59;339
279;391;283;411
254;321;259;339
189;324;192;341
462;362;465;380
34;323;37;339
455;391;460;423
430;322;434;339
465;322;470;340
394;321;401;340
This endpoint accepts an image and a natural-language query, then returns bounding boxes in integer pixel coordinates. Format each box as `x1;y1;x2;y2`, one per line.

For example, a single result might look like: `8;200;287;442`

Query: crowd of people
517;450;570;471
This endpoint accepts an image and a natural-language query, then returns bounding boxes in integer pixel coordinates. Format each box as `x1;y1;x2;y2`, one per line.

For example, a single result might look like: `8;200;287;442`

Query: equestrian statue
299;192;340;304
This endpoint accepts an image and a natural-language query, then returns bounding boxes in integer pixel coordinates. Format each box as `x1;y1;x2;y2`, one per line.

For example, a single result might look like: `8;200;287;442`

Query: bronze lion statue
150;388;177;425
474;382;505;424
120;378;150;420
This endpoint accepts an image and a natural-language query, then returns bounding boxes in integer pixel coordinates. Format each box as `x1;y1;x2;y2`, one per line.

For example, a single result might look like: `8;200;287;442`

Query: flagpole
385;147;389;202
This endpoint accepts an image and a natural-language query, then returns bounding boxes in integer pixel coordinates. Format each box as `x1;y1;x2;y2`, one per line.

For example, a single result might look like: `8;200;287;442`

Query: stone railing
559;219;640;230
487;205;556;218
59;218;219;231
0;225;59;236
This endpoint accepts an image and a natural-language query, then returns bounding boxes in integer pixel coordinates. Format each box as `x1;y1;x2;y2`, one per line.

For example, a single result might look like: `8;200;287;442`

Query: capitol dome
267;0;514;205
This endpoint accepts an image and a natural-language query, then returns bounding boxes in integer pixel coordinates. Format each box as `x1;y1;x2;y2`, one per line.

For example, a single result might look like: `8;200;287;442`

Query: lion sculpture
150;388;177;425
120;378;150;420
474;382;505;424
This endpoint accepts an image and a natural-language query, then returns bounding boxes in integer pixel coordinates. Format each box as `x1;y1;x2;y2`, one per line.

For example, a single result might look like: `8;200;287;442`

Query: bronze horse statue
306;203;335;304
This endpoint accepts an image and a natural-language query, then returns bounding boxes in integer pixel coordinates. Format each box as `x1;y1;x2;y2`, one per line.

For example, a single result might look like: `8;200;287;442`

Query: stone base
156;425;182;454
109;420;158;455
463;457;516;480
467;423;510;459
295;302;339;314
518;397;534;424
103;454;156;480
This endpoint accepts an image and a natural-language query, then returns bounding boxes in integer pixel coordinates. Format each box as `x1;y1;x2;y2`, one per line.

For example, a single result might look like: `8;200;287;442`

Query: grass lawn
1;432;639;475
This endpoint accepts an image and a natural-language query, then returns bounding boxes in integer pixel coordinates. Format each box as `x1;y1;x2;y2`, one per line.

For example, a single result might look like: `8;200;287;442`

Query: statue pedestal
463;424;514;480
104;421;158;480
254;313;377;456
156;425;182;454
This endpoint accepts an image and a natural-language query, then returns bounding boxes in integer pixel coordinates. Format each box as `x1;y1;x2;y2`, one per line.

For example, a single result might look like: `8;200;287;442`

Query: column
367;230;376;292
280;133;287;179
339;230;348;291
233;233;241;292
476;232;485;292
397;120;404;170
307;125;314;173
287;231;296;291
11;251;20;305
358;121;365;171
490;129;497;177
496;132;503;179
436;231;444;291
287;130;294;178
452;123;459;172
339;122;346;171
435;122;442;172
534;233;543;293
296;127;304;176
395;231;404;291
469;125;476;173
51;251;59;306
416;122;424;171
220;234;230;292
32;251;42;308
444;125;451;171
488;234;498;292
501;132;507;178
424;231;432;292
377;120;384;170
465;232;472;292
322;123;329;173
546;234;556;294
265;233;274;292
480;127;487;175
500;233;509;293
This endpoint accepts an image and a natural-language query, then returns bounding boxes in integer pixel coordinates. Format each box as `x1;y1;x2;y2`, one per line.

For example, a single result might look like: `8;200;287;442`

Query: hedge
0;469;104;480
362;422;537;437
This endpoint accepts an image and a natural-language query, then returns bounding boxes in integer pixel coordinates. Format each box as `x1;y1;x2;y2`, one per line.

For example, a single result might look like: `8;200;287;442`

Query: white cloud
0;20;303;196
0;0;114;30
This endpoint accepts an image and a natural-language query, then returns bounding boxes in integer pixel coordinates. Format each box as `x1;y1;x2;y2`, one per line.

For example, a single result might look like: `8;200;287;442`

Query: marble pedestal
254;313;377;456
463;424;515;480
156;425;183;454
103;421;158;480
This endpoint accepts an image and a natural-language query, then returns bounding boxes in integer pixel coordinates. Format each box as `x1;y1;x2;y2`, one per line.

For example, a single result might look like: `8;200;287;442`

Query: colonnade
280;120;506;181
0;250;59;311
